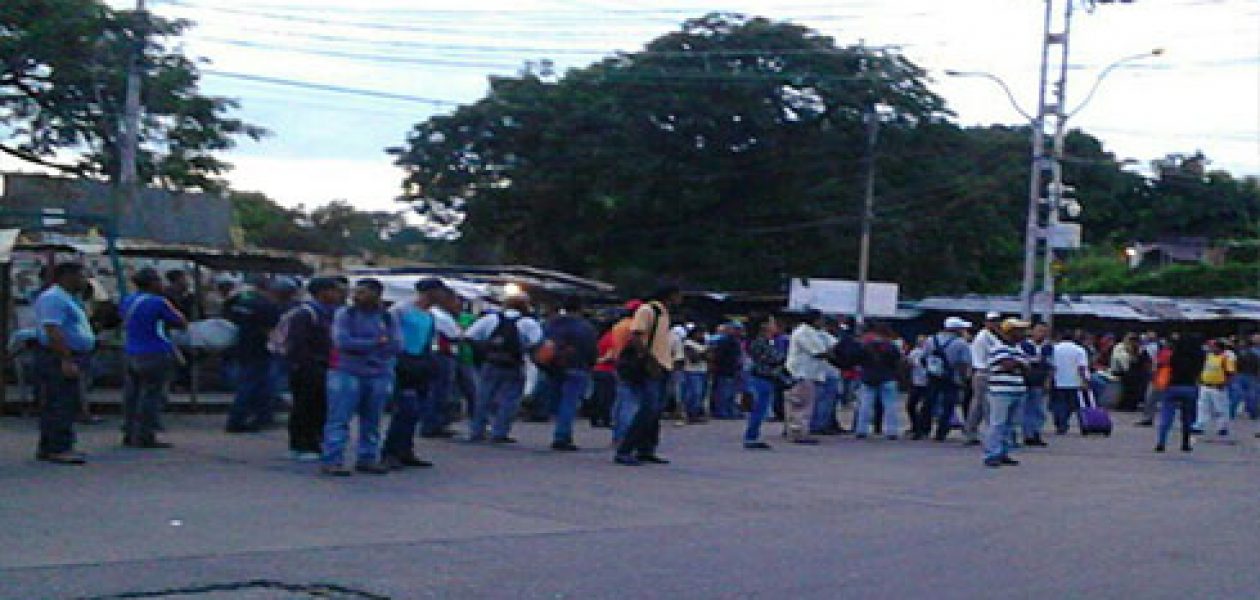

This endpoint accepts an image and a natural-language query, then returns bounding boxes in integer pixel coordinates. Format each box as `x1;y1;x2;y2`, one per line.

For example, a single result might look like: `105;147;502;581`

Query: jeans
455;361;479;420
589;371;616;427
1196;385;1231;433
288;363;328;453
857;381;900;437
1050;388;1080;434
122;353;176;443
811;376;840;433
227;358;275;430
35;349;82;455
1158;385;1198;447
1228;374;1258;419
680;372;708;419
550;369;591;444
385;364;429;458
422;354;456;435
965;373;989;441
617;376;665;457
745;376;775;443
984;390;1024;460
471;365;526;440
906;385;929;436
710;375;740;419
928;381;961;441
1022;387;1048;440
322;370;392;466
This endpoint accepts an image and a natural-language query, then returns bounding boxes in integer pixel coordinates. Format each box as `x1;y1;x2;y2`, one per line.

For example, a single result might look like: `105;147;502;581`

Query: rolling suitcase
1078;388;1113;436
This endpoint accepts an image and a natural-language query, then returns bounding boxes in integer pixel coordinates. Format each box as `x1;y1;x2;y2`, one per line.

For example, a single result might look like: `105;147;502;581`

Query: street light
1067;49;1164;119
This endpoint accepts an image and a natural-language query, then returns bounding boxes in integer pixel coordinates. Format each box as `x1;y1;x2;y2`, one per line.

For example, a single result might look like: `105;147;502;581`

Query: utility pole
1039;0;1076;327
119;0;145;188
854;105;880;328
1020;0;1056;323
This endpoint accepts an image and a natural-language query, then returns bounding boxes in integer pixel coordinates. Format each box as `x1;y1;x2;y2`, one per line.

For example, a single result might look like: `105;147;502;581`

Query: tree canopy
1;0;264;191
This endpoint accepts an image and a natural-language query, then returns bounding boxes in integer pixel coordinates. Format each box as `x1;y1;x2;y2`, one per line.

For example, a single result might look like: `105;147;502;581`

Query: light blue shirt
34;285;96;354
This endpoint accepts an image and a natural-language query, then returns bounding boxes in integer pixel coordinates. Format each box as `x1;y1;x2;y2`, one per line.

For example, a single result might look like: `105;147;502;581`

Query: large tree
1;0;264;191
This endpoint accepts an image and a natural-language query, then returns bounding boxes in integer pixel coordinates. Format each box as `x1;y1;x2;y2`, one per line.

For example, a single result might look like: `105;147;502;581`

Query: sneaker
743;441;772;450
491;436;518;444
964;439;982;447
885;435;899;442
38;451;86;465
613;454;642;466
320;465;352;477
133;439;173;450
354;462;390;475
983;457;1002;468
551;442;580;452
999;456;1020;466
1218;429;1229;437
1181;442;1193;453
386;454;434;468
636;454;670;464
1154;444;1166;453
1025;438;1048;448
791;438;821;445
1135;420;1154;427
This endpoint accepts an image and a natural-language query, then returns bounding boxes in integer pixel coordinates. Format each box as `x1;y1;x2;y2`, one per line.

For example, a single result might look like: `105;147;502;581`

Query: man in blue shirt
382;278;446;469
541;296;598;451
119;269;187;449
33;263;96;465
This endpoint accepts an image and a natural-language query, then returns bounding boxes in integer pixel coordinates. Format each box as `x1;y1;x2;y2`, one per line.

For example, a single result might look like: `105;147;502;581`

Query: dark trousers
617;376;665;457
422;355;455;435
227;358;275;429
929;381;961;441
1050;388;1079;434
772;387;786;421
123;353;176;443
1119;372;1148;412
35;349;80;455
906;385;930;436
288;364;328;453
387;361;432;456
589;371;616;427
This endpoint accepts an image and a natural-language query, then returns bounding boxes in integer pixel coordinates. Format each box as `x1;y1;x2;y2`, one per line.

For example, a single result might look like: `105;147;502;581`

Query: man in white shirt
465;294;543;443
965;312;1004;445
784;310;830;445
1051;332;1091;435
422;284;465;438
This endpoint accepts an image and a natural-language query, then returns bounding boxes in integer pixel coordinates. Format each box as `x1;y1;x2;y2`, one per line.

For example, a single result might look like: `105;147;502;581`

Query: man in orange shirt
614;287;681;466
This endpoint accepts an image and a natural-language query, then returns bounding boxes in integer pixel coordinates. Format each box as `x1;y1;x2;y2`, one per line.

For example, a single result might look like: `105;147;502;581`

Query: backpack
267;304;318;357
1020;340;1054;387
830;334;864;370
923;334;955;381
482;314;523;367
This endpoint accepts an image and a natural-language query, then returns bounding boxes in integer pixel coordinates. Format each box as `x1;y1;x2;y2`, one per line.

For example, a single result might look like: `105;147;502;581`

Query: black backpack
482;314;523;367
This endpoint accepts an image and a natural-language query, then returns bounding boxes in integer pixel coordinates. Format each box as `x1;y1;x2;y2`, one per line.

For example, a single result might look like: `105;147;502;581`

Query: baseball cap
270;276;299;293
415;277;449;293
944;316;972;330
1001;317;1032;332
985;311;1002;322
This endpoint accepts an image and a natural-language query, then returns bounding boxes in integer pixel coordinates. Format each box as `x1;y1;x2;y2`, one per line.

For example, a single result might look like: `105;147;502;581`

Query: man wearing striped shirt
984;318;1032;468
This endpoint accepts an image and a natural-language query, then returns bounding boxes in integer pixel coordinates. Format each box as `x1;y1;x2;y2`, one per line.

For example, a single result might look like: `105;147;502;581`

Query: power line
200;70;464;106
197;37;523;70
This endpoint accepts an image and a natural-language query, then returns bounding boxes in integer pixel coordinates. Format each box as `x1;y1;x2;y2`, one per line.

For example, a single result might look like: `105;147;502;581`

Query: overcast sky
12;0;1259;213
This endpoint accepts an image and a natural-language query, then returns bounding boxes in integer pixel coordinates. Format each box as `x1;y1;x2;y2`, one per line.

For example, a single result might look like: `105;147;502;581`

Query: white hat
944;316;972;330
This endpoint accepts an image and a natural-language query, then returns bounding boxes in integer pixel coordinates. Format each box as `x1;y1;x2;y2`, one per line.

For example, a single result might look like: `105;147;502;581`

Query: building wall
1;173;232;247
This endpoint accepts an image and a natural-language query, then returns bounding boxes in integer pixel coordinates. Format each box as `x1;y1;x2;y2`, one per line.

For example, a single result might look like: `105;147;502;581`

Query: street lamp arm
1065;49;1163;120
945;69;1035;123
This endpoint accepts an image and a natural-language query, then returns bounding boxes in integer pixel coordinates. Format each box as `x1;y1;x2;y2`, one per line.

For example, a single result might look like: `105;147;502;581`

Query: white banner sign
788;278;899;317
0;228;18;263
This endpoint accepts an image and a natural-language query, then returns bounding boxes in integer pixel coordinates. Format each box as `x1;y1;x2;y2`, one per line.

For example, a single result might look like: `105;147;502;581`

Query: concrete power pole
1020;0;1057;322
1038;0;1076;327
854;106;880;328
118;0;146;188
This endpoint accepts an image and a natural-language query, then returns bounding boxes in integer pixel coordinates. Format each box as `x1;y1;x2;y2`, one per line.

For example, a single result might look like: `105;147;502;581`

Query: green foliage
0;0;265;191
1062;256;1260;298
230;191;433;259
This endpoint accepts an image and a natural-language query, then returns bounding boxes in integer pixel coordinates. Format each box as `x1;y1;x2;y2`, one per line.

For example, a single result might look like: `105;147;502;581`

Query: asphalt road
2;407;1259;600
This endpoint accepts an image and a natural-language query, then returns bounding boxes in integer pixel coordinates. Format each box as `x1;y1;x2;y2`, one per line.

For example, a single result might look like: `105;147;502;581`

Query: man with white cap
964;311;1004;446
922;316;973;441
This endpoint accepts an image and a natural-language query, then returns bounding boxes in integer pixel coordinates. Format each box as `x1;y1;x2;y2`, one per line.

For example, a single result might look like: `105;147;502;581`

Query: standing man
1196;339;1235;438
322;279;401;476
983;318;1031;468
384;278;445;468
614;286;682;465
854;323;904;441
32;263;96;465
1050;332;1091;435
163;270;199;321
467;294;544;444
925;317;973;442
543;296;598;451
964;312;1003;446
119;269;187;449
223;277;282;433
679;327;710;423
708;323;744;420
1020;322;1054;447
783;309;830;446
285;277;345;462
424;284;464;438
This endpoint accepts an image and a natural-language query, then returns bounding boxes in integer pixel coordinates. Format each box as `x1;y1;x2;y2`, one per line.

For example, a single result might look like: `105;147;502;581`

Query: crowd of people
25;263;1260;471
